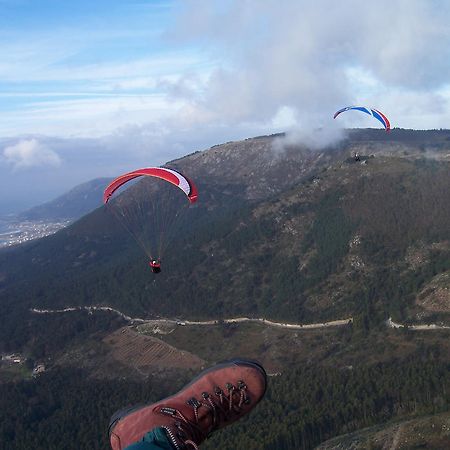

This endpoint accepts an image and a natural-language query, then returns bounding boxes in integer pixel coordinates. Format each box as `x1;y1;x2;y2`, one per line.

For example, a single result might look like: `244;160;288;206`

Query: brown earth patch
404;244;429;270
103;327;205;372
416;272;450;313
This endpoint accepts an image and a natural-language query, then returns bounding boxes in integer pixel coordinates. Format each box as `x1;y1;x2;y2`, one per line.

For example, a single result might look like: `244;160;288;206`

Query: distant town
0;219;71;248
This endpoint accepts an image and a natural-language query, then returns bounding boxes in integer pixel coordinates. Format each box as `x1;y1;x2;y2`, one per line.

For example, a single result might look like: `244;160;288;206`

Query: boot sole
108;358;267;438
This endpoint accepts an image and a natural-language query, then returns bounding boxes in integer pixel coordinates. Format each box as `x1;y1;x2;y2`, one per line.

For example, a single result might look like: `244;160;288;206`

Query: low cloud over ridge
2;139;62;170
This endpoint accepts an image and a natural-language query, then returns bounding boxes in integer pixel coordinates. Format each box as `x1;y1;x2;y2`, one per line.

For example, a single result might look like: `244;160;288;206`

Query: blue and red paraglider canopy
333;106;390;131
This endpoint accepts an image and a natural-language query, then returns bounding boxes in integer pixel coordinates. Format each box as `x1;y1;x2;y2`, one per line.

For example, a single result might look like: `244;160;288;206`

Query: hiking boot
109;358;267;449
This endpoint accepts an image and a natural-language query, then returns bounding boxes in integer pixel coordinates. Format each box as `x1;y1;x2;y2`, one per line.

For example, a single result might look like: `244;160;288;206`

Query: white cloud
165;0;450;140
1;0;449;176
2;139;62;170
0;94;184;137
274;125;347;153
1;0;449;214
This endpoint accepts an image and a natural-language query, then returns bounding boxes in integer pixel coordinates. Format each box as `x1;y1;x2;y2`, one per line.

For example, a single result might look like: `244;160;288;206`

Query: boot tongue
157;400;214;441
196;403;216;432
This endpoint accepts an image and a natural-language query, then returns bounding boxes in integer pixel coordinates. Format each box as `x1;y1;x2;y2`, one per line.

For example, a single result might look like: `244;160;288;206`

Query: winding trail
387;317;450;331
29;307;449;331
30;306;352;330
30;306;147;323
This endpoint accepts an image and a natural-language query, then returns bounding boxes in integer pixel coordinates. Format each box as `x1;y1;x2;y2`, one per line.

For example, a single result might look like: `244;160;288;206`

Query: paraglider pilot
149;259;161;274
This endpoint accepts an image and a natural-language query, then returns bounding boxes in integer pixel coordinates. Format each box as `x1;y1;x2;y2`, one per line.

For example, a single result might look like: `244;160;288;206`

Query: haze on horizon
0;0;449;214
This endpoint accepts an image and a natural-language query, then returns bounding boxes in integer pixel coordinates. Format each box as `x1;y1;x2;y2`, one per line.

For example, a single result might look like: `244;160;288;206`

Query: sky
0;0;449;213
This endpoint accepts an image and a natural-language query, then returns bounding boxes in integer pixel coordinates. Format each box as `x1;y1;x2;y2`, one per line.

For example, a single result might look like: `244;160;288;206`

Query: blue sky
0;1;209;136
0;0;449;213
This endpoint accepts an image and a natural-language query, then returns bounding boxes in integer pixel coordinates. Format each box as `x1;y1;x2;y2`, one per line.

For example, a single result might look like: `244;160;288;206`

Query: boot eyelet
187;397;200;407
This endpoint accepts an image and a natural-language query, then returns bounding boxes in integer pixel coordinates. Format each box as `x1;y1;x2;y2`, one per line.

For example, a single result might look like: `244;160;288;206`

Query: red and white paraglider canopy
103;167;198;205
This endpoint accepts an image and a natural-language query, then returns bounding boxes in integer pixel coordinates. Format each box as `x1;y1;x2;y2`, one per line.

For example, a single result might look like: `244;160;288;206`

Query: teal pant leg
124;427;175;450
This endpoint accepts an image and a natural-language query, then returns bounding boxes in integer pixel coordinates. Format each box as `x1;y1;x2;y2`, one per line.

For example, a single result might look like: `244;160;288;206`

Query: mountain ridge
1;129;449;326
17;177;113;222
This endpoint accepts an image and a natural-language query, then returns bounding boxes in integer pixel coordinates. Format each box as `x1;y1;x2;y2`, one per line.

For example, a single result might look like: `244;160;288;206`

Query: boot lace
160;380;249;449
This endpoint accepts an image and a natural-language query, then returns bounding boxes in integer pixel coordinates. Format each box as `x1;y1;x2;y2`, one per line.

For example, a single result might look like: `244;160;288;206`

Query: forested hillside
0;129;449;449
1;354;448;450
1;130;449;350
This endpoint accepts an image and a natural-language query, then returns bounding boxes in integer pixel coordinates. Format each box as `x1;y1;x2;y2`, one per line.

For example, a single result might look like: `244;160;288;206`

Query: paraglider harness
149;260;161;274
